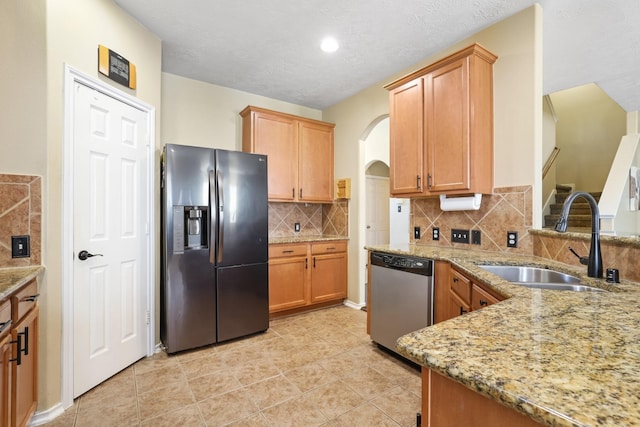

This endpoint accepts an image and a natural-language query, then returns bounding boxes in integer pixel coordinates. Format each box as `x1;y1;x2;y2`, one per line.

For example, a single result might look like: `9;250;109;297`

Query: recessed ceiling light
320;36;339;53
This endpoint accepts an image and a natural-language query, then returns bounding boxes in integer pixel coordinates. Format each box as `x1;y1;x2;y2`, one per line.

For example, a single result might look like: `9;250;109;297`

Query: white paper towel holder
439;193;482;211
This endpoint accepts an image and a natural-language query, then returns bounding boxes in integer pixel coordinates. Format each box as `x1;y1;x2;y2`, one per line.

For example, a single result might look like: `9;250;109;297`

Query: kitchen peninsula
366;244;640;427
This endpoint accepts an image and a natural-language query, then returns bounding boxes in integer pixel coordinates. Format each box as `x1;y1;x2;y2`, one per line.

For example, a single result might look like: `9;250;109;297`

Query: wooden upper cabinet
389;78;424;195
298;120;334;202
385;44;497;197
240;106;335;203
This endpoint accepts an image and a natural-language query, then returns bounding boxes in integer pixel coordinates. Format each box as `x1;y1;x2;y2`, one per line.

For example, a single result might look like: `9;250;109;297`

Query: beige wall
162;73;322;150
0;0;47;174
551;83;627;192
323;5;542;304
34;0;161;411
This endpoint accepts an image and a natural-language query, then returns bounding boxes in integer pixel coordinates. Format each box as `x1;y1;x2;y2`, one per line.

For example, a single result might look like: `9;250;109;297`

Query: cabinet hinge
145;311;151;325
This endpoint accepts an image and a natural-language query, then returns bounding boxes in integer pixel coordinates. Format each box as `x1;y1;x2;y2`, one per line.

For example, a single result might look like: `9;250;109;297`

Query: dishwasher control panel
371;252;433;276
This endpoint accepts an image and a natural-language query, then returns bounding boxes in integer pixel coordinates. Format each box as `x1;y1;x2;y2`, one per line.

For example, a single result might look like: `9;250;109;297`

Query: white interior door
365;176;390;246
72;81;149;397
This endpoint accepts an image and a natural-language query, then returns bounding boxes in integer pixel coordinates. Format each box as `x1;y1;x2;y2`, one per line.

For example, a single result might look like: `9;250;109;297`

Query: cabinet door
389;78;424;196
310;253;347;303
268;256;308;313
425;57;470;193
0;334;10;427
11;308;37;427
446;290;470;322
252;111;298;201
298;120;334;202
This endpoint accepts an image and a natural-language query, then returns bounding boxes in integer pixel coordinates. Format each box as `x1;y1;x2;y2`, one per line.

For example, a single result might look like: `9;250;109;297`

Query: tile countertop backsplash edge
365;243;640;427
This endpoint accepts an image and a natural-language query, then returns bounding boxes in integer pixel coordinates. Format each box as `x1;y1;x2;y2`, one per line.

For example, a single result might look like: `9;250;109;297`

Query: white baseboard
29;402;66;426
543;188;557;217
343;299;365;310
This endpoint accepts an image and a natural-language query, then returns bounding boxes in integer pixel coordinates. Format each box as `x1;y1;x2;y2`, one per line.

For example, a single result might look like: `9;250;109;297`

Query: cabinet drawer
311;241;347;255
450;269;471;305
471;283;501;311
269;244;308;259
0;299;10;336
12;280;39;322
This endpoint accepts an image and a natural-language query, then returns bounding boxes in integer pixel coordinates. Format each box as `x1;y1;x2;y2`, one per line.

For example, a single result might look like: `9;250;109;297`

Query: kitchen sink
478;265;581;284
477;265;606;292
511;282;606;292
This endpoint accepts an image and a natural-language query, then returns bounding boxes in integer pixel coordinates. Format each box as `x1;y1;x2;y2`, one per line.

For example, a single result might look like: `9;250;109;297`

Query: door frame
61;65;156;408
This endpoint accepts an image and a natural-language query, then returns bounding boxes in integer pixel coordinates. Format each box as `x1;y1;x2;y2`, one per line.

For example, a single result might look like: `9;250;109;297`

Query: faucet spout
554;191;603;278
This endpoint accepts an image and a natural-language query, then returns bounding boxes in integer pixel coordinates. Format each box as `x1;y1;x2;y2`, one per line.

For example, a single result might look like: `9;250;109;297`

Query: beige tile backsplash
268;201;349;238
0;174;42;267
411;185;534;254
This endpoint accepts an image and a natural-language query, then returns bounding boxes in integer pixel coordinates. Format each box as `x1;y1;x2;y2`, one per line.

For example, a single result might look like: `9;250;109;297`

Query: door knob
78;250;103;261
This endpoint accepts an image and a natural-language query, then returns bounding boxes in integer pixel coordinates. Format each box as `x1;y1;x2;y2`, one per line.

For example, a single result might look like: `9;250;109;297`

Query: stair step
555;191;601;204
544;214;594;228
556;184;573;192
549;204;593;215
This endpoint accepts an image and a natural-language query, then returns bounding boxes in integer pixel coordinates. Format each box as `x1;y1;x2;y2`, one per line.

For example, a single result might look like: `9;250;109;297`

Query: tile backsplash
268;201;349;238
0;174;42;267
411;185;533;254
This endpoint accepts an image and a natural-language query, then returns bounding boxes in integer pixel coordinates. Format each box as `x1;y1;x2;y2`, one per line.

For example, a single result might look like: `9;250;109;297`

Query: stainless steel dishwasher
370;252;434;356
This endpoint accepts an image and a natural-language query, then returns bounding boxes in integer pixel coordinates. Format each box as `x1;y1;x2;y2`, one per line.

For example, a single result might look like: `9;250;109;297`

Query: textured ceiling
114;0;640;111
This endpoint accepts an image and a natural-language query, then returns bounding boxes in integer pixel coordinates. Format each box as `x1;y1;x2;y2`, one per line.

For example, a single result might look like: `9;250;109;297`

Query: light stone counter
366;244;639;427
0;266;45;299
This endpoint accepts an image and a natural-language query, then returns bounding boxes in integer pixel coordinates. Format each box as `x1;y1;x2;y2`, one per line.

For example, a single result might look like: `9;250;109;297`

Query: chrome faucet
554;191;603;278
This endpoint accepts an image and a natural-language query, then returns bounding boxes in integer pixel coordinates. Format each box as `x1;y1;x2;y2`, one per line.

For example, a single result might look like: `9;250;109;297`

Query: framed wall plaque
98;44;137;89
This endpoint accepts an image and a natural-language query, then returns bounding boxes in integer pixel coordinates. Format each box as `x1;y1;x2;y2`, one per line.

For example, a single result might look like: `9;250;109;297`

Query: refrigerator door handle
209;170;216;265
217;170;224;264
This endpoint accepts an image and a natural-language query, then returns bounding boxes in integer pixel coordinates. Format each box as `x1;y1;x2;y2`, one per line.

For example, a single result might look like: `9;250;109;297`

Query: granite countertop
366;243;640;427
269;235;348;245
0;266;45;299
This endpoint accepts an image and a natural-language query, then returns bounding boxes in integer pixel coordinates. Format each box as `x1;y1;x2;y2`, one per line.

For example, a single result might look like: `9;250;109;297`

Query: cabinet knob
480;299;488;306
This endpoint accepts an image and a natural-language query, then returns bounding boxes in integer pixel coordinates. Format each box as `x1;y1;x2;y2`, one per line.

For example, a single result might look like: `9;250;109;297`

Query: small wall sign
98;45;137;89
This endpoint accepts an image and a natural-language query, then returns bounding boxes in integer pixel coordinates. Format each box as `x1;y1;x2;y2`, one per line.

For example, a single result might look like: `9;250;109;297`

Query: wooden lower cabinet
0;279;39;427
269;241;347;316
437;264;503;323
422;368;543;427
11;308;38;427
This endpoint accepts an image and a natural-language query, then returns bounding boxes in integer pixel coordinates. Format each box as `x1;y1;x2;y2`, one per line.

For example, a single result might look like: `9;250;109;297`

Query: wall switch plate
451;229;470;244
471;230;481;245
432;227;440;241
12;235;30;258
507;231;518;248
414;226;421;239
294;223;300;232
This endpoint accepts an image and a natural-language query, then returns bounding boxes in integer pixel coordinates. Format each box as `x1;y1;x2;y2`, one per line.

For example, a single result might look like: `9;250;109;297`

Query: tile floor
44;306;421;427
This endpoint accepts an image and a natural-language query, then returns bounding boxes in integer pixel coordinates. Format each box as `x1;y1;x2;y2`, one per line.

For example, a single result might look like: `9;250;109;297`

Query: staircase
544;185;602;228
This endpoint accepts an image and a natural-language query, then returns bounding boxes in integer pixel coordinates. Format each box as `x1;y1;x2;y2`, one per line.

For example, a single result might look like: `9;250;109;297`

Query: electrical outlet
507;231;518;248
432;227;440;241
294;222;300;232
414;226;421;239
471;230;481;245
12;235;30;258
451;229;470;244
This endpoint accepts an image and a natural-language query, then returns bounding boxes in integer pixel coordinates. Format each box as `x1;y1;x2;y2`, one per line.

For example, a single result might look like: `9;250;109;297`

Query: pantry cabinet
240;106;335;203
0;279;39;427
268;240;347;317
385;44;497;197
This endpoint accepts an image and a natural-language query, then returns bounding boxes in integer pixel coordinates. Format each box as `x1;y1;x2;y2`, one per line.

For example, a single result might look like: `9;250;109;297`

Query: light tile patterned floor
44;306;421;427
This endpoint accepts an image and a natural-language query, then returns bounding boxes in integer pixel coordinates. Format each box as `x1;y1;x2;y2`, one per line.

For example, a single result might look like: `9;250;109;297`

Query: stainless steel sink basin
478;265;607;292
513;283;606;292
478;265;581;284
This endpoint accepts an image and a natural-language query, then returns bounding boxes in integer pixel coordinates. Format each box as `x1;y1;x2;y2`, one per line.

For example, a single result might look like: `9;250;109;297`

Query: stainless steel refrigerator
160;143;269;354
